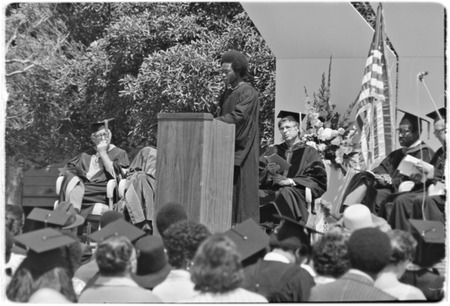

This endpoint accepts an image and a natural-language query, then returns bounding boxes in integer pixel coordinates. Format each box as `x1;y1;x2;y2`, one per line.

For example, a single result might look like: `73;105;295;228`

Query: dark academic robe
341;141;434;213
60;145;130;208
259;142;327;222
242;259;315;302
215;82;260;224
411;195;446;223
383;146;445;229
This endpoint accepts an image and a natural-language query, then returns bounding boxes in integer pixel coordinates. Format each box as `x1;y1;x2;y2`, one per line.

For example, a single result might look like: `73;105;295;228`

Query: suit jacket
309;270;397;302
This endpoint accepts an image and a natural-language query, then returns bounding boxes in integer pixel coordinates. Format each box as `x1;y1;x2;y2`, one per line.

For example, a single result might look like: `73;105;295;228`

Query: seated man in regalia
259;111;327;223
340;110;434;214
58;118;130;217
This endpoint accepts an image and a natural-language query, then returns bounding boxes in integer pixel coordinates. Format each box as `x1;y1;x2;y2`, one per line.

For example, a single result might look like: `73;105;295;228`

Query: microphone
418;71;428;81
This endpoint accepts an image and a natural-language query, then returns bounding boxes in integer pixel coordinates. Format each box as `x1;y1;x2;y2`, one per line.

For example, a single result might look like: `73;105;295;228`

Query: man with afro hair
214;50;260;225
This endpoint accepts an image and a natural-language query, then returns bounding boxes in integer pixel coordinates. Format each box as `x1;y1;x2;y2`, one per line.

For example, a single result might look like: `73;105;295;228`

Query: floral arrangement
302;57;359;176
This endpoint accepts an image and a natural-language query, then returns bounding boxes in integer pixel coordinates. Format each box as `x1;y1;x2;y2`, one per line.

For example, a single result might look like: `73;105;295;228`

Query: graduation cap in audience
277;110;306;126
91;118;115;133
408;219;445;268
224;218;270;262
27;208;71;228
14;227;76;254
13;228;79;279
397;109;430;137
271;214;322;250
89;218;146;243
54;201;85;230
426;107;446;122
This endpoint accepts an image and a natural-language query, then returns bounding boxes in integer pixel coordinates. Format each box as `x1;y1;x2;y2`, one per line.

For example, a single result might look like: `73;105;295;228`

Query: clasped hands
266;162;292;187
373;173;392;186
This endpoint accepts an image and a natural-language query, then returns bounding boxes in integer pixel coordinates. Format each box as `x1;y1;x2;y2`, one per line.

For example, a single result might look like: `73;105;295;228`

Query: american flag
355;3;396;170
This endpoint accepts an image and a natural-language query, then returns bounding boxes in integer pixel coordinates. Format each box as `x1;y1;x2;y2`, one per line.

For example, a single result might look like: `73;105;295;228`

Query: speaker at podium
155;113;235;234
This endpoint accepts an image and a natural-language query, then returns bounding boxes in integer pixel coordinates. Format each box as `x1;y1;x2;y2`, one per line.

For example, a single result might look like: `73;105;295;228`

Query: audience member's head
155;202;188;236
269;215;314;264
5;204;24;236
335;204;391;234
347;227;392;277
387;229;417;268
132;235;171;289
190;234;244;294
312;227;350;278
95;235;136;277
224;218;269;267
6;228;79;302
163;220;211;270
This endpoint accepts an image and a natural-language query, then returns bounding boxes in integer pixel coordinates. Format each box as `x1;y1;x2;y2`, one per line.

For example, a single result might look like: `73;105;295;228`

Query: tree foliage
5;2;276;168
5;3;85;167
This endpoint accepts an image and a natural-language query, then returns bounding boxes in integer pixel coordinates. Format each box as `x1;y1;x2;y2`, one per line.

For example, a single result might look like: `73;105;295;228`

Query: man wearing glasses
259;111;327;223
58;118;130;216
388;107;446;232
341;110;434;215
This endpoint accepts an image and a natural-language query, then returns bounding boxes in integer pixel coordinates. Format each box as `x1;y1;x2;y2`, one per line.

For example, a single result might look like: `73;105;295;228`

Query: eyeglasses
396;129;412;137
93;132;109;139
433;128;446;136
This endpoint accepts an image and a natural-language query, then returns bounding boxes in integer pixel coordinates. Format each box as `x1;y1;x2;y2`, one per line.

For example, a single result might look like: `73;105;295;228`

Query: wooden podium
155;113;235;234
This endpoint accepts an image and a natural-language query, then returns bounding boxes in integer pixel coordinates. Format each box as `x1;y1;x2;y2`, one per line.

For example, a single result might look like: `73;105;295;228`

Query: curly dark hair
190;234;244;293
155;202;188;237
96;235;134;276
221;50;248;77
312;228;350;278
387;229;418;265
163;220;211;269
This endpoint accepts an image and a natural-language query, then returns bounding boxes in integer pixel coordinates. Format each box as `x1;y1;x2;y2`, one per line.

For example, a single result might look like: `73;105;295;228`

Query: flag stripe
355;4;394;170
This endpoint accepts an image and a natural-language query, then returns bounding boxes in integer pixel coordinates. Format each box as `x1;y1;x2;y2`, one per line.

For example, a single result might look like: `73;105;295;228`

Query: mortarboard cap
54;201;85;230
277;110;306;125
89;218;146;243
90;118;115;133
224;218;270;261
27;208;71;228
408;219;445;267
426;107;446;121
14;228;76;254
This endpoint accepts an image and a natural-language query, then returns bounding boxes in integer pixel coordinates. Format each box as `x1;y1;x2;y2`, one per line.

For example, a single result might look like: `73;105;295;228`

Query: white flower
331;130;339;138
319;128;333;141
335;156;344;164
317;143;327;151
338;127;345;135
